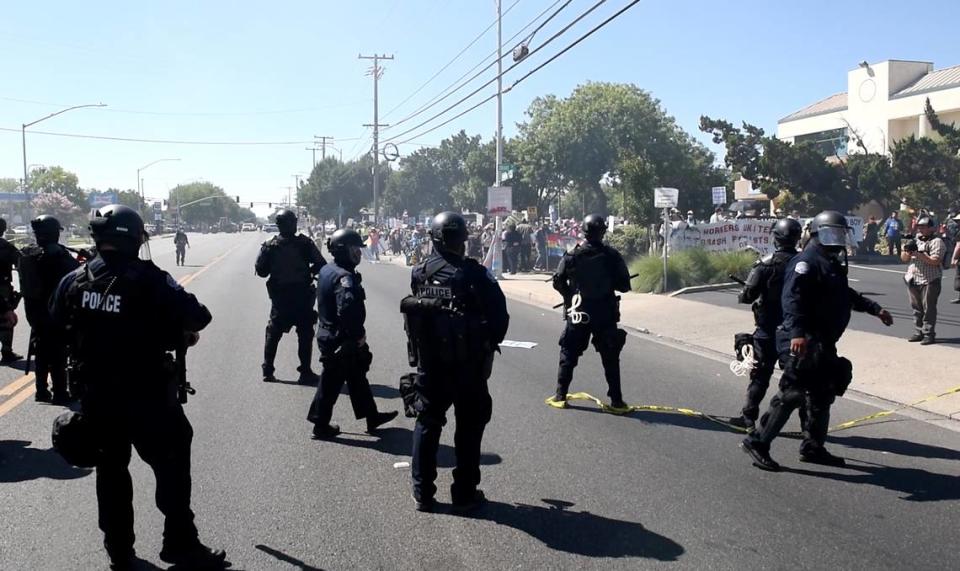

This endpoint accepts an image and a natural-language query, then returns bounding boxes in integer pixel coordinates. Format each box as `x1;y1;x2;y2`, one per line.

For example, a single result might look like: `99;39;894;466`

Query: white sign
654;187;679;208
487;186;512;216
711;186;727;205
667;216;865;255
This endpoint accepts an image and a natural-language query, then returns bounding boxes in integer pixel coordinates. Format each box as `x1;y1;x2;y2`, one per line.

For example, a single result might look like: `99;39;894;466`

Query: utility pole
314;135;334;161
359;53;393;226
492;0;505;279
305;147;319;169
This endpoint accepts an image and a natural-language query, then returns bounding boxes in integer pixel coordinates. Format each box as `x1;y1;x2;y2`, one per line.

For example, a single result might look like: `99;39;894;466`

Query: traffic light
250;202;254;208
235;196;240;203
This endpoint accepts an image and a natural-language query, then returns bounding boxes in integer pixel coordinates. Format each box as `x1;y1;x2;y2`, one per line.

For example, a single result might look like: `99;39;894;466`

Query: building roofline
883;59;934;65
890;63;960;100
778;92;848;124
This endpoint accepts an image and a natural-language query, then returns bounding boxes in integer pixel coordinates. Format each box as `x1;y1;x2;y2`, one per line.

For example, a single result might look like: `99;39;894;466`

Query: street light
137;158;181;217
22;103;106;191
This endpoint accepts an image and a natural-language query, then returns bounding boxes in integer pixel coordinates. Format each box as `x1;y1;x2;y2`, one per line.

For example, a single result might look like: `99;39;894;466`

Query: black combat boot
159;542;226;569
451;489;487;513
741;439;781;471
297;369;320;385
0;350;22;364
412;493;436;513
312;423;340;439
366;411;398;433
799;447;846;468
728;415;756;432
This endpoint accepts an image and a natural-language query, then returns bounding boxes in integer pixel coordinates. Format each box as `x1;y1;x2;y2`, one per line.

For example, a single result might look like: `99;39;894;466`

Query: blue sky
2;0;958;207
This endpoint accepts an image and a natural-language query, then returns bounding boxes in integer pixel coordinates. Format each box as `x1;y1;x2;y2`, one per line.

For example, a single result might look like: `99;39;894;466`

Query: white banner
669;216;864;255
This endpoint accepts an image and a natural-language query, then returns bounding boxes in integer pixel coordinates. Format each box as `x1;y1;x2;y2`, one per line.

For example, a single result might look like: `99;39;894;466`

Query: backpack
17;245;45;301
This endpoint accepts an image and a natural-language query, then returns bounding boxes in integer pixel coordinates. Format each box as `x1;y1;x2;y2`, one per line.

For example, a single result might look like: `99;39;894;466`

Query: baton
729;274;747;286
551;274;639;309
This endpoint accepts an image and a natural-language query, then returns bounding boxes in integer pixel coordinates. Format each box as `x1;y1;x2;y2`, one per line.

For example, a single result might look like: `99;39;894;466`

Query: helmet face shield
817;226;849;247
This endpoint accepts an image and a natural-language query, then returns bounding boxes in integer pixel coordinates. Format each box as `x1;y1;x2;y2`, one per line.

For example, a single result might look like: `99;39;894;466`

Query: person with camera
741;211;892;471
901;215;946;345
50;205;225;570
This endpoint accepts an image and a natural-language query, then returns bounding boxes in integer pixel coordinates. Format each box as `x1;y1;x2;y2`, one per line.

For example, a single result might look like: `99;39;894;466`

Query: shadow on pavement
831;434;960;461
932;337;960;345
368;384;400;399
453;498;684;560
254;544;325;571
785;461;960;502
333;426;502;468
567;403;733;434
0;440;92;483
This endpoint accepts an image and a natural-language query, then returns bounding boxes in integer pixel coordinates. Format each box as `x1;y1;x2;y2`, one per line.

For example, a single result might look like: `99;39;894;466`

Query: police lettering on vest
80;290;122;313
417;284;454;300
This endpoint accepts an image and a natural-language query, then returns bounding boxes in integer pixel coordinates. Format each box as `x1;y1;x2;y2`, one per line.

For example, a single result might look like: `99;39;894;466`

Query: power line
390;0;644;147
381;0;521;120
385;0;567;132
522;0;575;45
1;126;360;146
0;96;369;117
383;0;610;144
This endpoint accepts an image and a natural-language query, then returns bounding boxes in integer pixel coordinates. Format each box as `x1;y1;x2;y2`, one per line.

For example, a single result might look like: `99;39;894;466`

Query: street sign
0;193;33;203
89;191;118;208
498;163;513;173
654;187;679;208
487;186;512;216
711;186;727;205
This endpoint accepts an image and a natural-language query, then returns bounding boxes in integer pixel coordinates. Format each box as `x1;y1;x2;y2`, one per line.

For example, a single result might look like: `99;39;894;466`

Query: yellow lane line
178;242;243;287
0;374;35;396
0;382;35;416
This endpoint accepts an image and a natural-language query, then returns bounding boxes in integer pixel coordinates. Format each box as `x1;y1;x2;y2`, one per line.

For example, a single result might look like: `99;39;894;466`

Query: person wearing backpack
901;216;945;345
19;215;80;403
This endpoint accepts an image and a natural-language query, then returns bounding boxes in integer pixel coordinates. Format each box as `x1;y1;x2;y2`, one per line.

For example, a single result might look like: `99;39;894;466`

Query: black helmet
275;209;297;235
0;218;6;234
31;215;63;238
581;213;607;241
771;218;802;248
327;228;364;253
52;411;98;468
429;212;468;253
810;210;850;247
88;205;145;253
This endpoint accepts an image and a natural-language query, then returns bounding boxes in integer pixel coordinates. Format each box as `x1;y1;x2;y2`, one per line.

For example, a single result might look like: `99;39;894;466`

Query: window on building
794;128;849;157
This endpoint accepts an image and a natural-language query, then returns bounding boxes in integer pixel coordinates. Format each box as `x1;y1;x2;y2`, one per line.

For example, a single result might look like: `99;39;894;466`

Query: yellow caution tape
545;384;960;434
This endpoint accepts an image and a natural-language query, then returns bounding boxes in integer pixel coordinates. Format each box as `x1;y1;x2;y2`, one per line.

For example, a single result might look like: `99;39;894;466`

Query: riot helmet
429;211;468;256
0;218;6;235
809;210;850;249
581;213;607;243
88;204;146;255
275;209;297;237
771;218;802;250
327;228;364;267
31;215;63;245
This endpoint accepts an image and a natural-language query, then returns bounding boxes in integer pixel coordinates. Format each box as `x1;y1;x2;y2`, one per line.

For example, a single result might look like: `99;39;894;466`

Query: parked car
262;223;279;233
12;225;29;235
241;222;256;232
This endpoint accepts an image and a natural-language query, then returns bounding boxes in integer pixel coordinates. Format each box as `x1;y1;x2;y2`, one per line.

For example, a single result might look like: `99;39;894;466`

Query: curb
668;282;738;297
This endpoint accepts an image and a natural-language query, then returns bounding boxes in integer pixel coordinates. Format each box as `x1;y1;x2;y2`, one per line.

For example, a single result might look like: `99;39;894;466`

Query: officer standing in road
741;211;893;471
548;214;632;412
307;228;398;438
174;227;190;266
50;205;226;570
19;215;79;403
403;212;509;512
255;208;326;384
0;218;22;363
729;218;803;431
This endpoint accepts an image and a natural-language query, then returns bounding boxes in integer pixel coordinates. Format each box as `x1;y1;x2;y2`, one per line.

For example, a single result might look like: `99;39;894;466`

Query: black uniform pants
307;347;377;426
741;333;777;422
750;342;838;455
0;285;15;354
556;321;626;401
412;355;493;502
519;243;532;271
263;287;316;375
175;244;186;265
91;402;198;555
503;247;519;274
34;329;67;396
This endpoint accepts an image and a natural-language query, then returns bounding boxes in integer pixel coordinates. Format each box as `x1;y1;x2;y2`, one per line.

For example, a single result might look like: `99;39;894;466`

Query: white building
778;59;960;157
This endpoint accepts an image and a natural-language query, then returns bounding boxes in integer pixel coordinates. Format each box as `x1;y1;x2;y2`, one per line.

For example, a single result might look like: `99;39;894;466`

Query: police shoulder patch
339;275;354;289
794;261;810;275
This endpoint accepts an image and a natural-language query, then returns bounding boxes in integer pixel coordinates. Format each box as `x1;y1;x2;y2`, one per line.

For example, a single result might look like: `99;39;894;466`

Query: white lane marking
849;264;904;275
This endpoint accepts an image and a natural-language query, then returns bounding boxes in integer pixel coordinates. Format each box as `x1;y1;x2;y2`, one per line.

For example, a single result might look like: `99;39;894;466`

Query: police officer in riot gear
307;228;398;438
50;205;226;570
549;214;632;411
20;215;79;403
0;218;22;363
729;218;802;431
742;211;893;471
255;208;326;384
403;211;508;512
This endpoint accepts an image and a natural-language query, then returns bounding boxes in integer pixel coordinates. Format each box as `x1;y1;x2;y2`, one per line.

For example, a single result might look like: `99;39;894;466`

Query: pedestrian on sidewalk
883;211;903;257
902;216;945;344
308;229;397;438
549;214;632;412
741;211;893;472
533;223;548;271
863;216;879;255
729;219;805;432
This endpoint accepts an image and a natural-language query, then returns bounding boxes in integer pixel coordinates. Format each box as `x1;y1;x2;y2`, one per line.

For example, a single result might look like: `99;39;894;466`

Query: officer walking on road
741;211;893;471
729;218;803;431
19;215;79;403
307;228;398;438
548;214;632;412
0;218;22;363
174;227;190;266
255;208;326;384
50;205;226;570
403;212;509;512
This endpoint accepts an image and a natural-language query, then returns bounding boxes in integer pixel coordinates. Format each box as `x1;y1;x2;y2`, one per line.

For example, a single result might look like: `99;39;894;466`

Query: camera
904;239;919;253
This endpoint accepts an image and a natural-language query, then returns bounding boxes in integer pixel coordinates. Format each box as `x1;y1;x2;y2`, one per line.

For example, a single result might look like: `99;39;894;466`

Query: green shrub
605;225;650;260
629;248;758;293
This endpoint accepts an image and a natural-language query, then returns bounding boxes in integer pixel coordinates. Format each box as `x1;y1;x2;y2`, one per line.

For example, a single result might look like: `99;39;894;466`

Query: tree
168;182;244;226
891;135;960;210
28;166;87;210
30;192;82;224
299;157;376;224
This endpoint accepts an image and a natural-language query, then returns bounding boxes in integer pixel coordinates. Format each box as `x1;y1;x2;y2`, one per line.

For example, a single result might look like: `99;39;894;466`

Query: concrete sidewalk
496;273;960;423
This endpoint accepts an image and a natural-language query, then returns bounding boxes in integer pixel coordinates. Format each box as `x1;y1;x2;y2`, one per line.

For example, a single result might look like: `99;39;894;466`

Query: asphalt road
2;232;959;570
686;261;960;344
